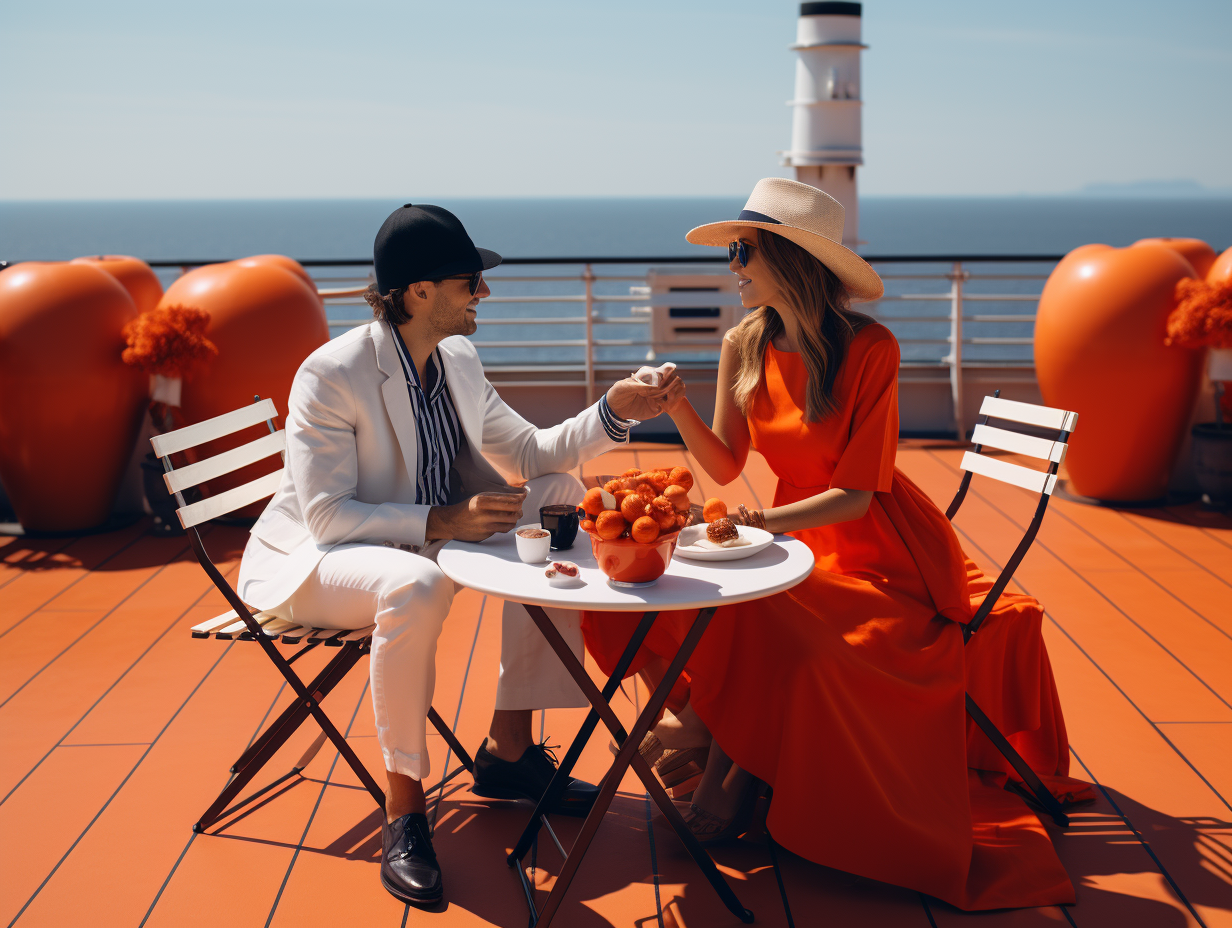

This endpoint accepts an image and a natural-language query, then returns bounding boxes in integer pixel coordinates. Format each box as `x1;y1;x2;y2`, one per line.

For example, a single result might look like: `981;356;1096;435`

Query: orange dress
582;324;1092;910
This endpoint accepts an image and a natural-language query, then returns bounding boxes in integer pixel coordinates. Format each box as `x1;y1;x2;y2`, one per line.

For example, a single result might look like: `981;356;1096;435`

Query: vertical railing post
584;263;596;406
947;261;966;440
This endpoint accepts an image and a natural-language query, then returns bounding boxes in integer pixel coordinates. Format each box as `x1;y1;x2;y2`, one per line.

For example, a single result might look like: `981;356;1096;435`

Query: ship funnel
781;2;866;246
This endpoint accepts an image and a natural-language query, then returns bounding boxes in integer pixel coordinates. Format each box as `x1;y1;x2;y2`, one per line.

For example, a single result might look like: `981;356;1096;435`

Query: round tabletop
437;531;815;612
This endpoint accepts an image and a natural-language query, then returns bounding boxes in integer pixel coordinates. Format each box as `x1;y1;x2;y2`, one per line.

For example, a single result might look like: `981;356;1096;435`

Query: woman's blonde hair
729;229;873;421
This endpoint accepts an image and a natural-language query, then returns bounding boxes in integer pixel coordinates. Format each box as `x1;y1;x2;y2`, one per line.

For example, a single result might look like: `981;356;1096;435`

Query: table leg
509;609;659;864
516;604;754;928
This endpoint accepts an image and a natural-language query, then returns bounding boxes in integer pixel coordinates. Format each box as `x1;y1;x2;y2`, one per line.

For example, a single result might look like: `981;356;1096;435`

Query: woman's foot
651;703;711;752
666;741;760;844
673;800;743;846
631;732;709;791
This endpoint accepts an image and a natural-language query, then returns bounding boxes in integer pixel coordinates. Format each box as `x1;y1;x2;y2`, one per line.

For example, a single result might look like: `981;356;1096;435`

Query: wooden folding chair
944;391;1078;828
151;397;473;834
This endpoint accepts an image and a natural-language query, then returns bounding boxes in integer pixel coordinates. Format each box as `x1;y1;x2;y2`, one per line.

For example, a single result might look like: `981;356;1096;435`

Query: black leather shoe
470;741;600;817
380;812;442;908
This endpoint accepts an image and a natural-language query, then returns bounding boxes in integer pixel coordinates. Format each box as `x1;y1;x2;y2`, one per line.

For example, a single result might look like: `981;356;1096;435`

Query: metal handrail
104;254;1067;269
0;252;1070;441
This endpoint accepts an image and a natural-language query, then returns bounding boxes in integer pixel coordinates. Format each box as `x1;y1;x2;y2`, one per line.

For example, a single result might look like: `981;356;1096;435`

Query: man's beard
429;301;476;338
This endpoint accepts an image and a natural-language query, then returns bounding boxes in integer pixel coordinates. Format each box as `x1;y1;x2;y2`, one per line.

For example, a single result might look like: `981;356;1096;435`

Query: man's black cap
373;203;502;295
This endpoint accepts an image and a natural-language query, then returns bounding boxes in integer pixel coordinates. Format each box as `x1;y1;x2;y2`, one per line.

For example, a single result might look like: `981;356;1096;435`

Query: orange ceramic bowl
588;529;681;585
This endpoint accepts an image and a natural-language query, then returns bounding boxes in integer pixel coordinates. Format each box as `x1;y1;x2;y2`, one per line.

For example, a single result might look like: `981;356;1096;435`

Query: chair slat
216;614;279;640
308;628;349;644
259;618;299;637
326;625;377;646
176;471;283;528
279;625;317;644
971;424;1067;464
961;451;1058;495
151;399;278;458
192;609;277;638
191;610;244;637
978;396;1077;433
165;431;286;494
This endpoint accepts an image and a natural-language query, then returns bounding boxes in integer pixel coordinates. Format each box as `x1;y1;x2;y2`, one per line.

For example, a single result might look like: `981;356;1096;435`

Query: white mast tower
782;2;866;246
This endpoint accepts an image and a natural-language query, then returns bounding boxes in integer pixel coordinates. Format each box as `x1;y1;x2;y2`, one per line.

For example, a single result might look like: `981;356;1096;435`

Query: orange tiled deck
2;440;1230;928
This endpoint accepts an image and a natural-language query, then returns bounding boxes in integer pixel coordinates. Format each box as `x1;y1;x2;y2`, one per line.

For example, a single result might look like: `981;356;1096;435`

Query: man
236;203;682;907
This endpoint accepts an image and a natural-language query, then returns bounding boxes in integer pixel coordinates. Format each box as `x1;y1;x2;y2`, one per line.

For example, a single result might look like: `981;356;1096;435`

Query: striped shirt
391;330;462;507
391;329;634;507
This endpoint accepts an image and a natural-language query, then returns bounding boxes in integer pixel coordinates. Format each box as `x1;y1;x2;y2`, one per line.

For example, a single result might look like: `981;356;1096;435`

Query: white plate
673;524;775;561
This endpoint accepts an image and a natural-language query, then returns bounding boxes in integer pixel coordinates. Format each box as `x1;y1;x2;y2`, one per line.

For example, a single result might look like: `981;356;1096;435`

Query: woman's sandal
611;732;710;790
673;778;765;847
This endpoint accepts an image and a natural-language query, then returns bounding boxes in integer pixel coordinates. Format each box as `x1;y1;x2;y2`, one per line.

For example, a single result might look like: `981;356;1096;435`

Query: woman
581;179;1090;910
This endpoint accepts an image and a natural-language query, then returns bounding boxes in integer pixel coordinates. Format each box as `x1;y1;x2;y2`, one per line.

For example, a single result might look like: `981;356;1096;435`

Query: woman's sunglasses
442;270;484;295
728;240;753;267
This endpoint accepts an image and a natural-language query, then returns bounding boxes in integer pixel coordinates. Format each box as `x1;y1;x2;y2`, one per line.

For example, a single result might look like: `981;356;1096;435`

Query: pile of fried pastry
579;467;729;544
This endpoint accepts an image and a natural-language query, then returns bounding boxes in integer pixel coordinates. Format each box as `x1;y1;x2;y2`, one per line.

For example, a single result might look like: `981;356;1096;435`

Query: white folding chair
151;397;473;834
944;390;1078;828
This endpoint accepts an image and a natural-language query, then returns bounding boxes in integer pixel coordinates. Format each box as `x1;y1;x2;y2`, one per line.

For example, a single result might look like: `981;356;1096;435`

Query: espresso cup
539;504;580;550
514;523;552;563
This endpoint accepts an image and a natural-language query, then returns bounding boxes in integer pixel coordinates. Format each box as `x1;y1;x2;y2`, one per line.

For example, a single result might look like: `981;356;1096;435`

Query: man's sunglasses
442;270;484;295
728;240;753;267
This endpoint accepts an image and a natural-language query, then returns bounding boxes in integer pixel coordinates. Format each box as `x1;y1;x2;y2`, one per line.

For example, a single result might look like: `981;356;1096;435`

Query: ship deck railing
139;254;1064;439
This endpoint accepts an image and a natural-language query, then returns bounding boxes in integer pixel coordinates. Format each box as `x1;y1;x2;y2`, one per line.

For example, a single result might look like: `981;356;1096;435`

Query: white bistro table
438;529;814;928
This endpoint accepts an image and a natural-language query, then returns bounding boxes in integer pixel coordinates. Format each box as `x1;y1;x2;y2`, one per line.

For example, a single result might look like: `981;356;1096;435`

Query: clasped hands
604;367;686;422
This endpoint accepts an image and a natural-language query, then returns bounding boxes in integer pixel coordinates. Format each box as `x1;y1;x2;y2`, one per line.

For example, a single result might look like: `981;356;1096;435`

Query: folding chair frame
945;389;1071;828
158;397;474;834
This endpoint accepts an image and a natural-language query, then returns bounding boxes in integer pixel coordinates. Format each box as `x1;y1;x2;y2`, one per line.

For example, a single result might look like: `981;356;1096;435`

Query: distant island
1076;179;1232;199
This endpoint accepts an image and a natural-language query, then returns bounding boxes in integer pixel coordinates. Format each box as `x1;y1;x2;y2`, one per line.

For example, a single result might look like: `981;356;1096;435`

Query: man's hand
425;490;527;542
605;369;687;421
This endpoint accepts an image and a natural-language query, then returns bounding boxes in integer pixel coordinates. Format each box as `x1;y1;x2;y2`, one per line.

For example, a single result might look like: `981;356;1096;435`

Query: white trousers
272;472;588;780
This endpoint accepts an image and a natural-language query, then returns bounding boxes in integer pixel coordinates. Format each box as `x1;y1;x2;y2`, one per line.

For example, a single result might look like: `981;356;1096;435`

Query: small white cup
514;523;552;563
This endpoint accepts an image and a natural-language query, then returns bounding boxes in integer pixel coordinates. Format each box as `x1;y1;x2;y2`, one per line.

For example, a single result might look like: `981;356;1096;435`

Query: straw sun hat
686;177;884;302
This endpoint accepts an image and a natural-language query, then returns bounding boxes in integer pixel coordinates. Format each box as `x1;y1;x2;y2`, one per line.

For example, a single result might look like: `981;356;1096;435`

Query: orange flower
121;305;217;377
1165;279;1232;349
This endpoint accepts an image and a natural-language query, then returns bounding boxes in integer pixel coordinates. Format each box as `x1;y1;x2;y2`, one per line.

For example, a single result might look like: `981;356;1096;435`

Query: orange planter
1133;237;1217;279
70;255;164;315
234;254;321;298
0;262;147;531
588;530;681;584
160;257;328;498
1034;242;1203;502
1207;246;1232;285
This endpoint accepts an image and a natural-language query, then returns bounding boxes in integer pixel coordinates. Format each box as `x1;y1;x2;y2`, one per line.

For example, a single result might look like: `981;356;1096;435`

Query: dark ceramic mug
539;504;580;550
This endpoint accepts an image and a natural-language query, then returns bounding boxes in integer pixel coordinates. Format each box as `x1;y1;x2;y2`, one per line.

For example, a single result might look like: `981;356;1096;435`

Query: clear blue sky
2;0;1229;199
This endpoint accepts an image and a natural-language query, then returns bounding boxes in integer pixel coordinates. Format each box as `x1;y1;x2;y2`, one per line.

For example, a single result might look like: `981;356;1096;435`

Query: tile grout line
264;678;372;928
429;594;487;834
924;450;1232;712
7;640;238;928
633;675;665;928
1117;509;1232;592
1045;497;1232;642
0;555;240;807
138;676;290;927
1067;746;1208;928
947;518;1231;814
0;536;81;591
0;539;195;710
973;486;1232;709
0;527;150;638
1043;606;1232;813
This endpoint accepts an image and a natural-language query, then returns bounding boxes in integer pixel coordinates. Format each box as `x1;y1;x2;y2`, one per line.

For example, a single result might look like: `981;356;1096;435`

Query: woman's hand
605;369;686;421
730;504;767;530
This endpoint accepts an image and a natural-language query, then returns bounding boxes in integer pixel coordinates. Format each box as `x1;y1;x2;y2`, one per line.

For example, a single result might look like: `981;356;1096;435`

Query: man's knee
378;556;453;631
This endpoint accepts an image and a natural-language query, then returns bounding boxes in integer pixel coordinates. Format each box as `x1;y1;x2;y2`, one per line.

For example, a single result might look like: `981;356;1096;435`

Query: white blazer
237;320;621;609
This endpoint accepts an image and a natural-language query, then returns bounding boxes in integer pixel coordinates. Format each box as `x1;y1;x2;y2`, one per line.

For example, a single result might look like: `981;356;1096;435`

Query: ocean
2;197;1228;368
2;197;1229;263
